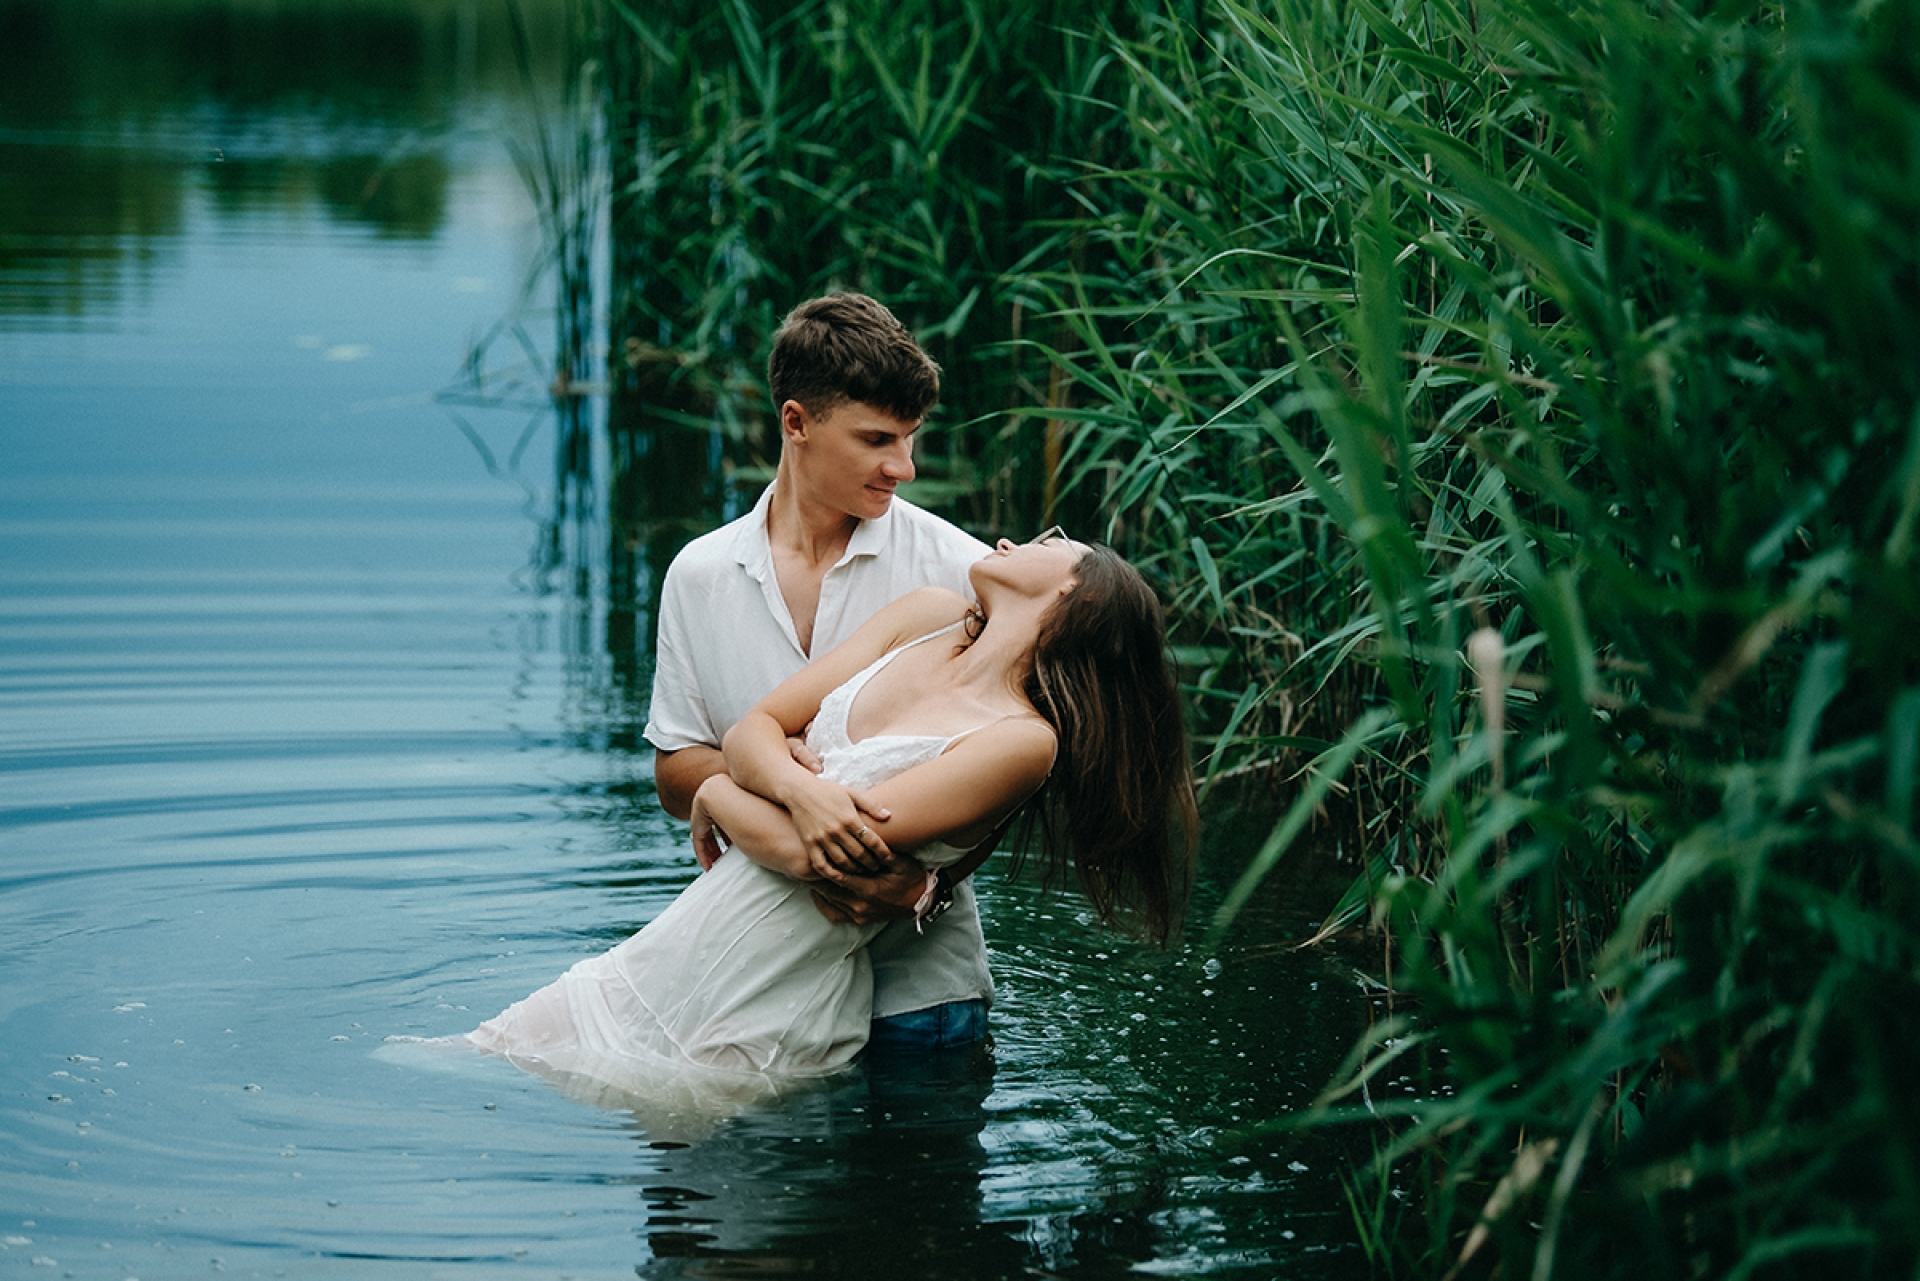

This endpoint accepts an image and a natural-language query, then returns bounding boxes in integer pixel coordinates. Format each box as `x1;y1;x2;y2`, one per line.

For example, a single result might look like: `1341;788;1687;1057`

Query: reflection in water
633;1045;1006;1278
605;393;734;732
0;0;564;327
580;855;1380;1279
0;141;183;324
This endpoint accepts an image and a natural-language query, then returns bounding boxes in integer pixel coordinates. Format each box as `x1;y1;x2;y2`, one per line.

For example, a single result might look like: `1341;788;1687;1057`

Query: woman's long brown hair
1011;546;1197;943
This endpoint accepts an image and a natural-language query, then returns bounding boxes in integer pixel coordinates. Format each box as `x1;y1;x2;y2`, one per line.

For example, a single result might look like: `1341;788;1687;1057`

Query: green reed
594;0;1206;522
571;0;1920;1273
1016;0;1920;1274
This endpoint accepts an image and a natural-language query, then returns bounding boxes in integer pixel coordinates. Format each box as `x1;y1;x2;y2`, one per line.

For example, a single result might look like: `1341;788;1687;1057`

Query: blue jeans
868;999;989;1053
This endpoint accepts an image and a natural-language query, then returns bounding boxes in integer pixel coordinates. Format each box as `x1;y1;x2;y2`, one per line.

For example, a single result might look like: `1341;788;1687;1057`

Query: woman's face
971;526;1088;602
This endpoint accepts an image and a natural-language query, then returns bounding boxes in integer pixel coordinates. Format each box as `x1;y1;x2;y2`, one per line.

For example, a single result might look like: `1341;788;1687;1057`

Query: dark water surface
0;4;1373;1276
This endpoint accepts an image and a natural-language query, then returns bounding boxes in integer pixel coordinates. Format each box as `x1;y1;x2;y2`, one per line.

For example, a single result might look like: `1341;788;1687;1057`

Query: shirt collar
842;498;895;566
733;484;776;578
735;482;897;574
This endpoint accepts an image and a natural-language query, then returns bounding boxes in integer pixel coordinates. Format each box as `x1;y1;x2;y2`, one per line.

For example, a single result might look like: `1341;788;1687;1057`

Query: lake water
0;3;1374;1276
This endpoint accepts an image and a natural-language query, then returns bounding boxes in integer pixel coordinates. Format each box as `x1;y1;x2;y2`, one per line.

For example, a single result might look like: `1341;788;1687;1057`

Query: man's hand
787;733;823;775
815;830;996;925
808;851;932;925
688;783;730;871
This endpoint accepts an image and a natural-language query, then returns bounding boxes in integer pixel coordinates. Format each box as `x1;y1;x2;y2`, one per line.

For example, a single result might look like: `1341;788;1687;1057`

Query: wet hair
1010;546;1198;944
767;292;941;424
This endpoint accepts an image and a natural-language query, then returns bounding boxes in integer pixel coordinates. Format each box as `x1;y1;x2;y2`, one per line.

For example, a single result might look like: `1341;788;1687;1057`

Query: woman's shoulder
953;710;1056;774
876;586;972;638
996;712;1058;760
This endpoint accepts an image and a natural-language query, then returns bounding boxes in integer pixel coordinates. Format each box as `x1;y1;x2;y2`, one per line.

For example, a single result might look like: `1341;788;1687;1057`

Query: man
644;292;995;1051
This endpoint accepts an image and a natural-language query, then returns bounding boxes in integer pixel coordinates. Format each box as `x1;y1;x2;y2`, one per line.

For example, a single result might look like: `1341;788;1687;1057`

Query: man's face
789;399;918;521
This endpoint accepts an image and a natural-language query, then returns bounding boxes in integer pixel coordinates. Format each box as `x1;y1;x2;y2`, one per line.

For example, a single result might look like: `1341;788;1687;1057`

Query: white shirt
644;485;995;1018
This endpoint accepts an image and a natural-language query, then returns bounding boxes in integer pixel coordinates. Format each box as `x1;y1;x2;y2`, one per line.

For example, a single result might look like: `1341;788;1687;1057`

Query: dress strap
940;715;1006;750
838;620;965;696
885;626;1044;751
827;619;972;748
896;618;967;653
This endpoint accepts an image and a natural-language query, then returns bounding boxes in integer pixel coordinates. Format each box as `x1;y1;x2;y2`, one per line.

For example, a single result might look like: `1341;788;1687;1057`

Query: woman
465;532;1195;1107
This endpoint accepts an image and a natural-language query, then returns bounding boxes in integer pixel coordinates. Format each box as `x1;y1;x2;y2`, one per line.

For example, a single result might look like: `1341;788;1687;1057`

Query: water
0;3;1375;1275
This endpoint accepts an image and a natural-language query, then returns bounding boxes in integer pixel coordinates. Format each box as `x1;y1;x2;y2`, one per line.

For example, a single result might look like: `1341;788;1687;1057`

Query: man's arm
654;745;726;822
657;739;824;824
688;773;812;877
691;779;996;924
809;834;995;925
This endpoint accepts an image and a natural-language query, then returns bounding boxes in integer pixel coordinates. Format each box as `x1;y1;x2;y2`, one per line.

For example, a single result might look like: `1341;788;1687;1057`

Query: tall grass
557;0;1920;1272
1022;0;1920;1274
595;0;1203;522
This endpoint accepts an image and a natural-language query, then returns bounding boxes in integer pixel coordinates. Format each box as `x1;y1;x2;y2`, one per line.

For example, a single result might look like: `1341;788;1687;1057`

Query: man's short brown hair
767;293;941;423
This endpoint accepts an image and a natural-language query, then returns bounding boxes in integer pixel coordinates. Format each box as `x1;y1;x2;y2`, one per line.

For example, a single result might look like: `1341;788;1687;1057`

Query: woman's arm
724;587;973;866
688;773;816;878
807;827;998;924
801;716;1056;886
698;715;1054;914
699;718;1053;891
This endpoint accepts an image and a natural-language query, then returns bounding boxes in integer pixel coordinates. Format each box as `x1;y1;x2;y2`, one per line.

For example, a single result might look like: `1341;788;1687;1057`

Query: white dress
465;627;981;1110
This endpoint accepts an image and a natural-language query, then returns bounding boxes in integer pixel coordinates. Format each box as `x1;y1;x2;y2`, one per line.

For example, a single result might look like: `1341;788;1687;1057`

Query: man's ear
779;399;810;445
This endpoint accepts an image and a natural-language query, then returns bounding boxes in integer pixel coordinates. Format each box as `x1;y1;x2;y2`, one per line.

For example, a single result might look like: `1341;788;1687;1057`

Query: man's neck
764;472;865;656
764;476;864;560
765;472;860;568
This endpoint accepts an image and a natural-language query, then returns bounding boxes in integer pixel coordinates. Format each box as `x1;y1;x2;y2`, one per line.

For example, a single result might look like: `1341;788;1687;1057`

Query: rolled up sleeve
642;561;718;753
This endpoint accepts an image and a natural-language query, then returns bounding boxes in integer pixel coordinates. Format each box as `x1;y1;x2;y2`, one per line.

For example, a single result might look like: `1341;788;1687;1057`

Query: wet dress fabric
466;628;980;1099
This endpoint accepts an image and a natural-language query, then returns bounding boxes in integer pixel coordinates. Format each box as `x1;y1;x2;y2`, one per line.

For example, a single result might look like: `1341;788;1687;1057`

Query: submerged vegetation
525;0;1920;1273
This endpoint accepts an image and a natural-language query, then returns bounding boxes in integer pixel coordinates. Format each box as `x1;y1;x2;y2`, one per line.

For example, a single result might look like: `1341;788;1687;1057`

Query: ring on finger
856;825;870;840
